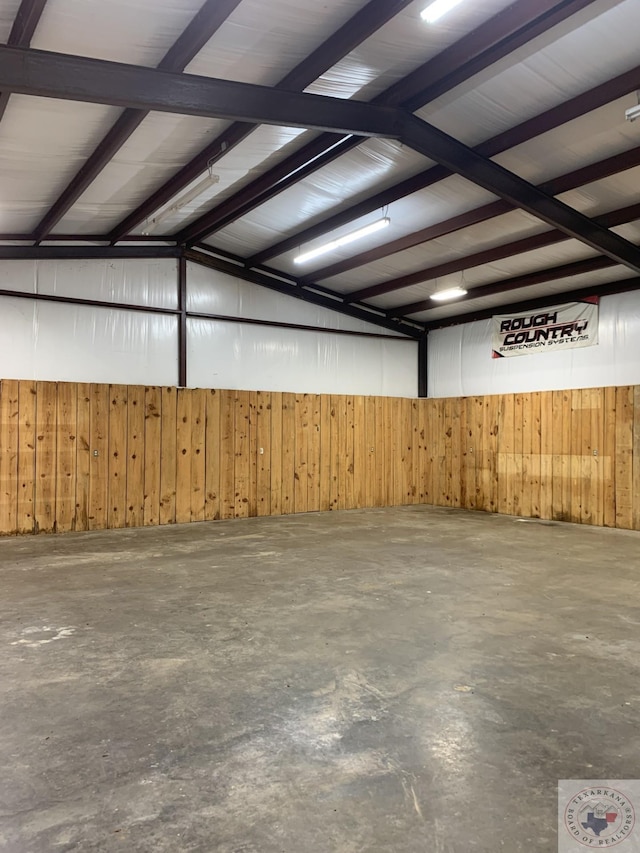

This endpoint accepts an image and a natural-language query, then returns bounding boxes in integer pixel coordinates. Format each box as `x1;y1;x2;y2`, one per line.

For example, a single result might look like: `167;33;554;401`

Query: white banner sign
492;297;599;358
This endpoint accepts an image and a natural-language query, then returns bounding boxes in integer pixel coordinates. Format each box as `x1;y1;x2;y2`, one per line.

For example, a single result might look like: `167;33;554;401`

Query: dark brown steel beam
178;256;187;387
398;113;640;277
0;245;181;260
185;248;423;339
422;277;640;331
0;45;404;138
311;145;640;284
178;0;598;246
252;64;640;266
390;201;640;316
0;234;176;242
107;0;416;242
32;0;243;242
0;0;48;123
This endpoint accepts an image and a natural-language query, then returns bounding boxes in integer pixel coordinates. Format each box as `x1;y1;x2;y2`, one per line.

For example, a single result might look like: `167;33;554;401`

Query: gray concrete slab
0;506;639;852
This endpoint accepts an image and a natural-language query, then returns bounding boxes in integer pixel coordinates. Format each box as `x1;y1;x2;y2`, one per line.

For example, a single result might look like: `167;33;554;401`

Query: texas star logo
564;787;636;847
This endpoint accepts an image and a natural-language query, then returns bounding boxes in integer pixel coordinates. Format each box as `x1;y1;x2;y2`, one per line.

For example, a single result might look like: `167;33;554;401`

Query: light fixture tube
142;173;220;235
294;217;390;265
625;104;640;123
421;0;465;23
430;286;468;302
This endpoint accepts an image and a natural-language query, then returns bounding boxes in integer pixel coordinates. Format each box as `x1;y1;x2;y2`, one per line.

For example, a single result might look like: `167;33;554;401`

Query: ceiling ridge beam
385;201;640;315
310;144;640;285
184;248;423;339
176;0;599;246
0;0;48;124
0;45;406;137
106;0;416;242
30;0;244;242
250;63;640;266
392;114;640;281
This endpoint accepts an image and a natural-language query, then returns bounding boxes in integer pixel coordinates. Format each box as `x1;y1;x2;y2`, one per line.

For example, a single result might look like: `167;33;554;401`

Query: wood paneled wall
1;380;639;535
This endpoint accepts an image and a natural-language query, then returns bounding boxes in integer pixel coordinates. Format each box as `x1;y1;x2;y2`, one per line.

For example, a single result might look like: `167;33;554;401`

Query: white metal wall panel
0;297;177;385
427;290;640;397
188;318;417;396
0;259;178;308
186;261;405;335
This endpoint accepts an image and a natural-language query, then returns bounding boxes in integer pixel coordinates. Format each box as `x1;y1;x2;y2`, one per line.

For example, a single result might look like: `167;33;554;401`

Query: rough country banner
491;297;599;358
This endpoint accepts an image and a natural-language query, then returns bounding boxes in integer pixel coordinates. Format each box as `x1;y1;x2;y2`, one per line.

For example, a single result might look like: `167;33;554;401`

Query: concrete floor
1;506;639;852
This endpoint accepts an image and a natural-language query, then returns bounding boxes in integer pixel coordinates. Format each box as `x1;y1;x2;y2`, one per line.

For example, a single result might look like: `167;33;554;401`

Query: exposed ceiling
0;0;639;337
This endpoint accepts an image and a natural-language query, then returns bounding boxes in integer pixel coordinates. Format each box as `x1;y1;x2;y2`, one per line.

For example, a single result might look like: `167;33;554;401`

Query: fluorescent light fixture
142;173;220;235
430;286;468;302
625;98;640;122
421;0;465;23
294;217;390;265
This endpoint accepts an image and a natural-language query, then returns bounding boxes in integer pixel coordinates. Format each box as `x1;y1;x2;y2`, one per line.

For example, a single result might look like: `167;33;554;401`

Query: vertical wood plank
204;388;221;522
374;397;386;507
308;394;321;513
603;386;616;529
485;395;499;513
248;390;259;518
551;390;563;522
615;387;633;530
234;391;250;518
219;389;236;520
35;382;58;534
175;388;193;524
281;392;296;515
190;388;207;522
256;391;272;517
498;394;514;516
352;395;365;509
591;388;605;529
570;390;582;524
319;394;332;512
75;384;91;532
294;394;309;514
126;385;145;529
633;386;640;531
143;386;162;528
0;379;19;535
108;384;128;530
513;393;523;517
539;391;553;521
17;381;37;535
89;384;109;531
270;392;283;517
345;396;355;509
159;386;177;525
55;383;77;534
530;391;541;518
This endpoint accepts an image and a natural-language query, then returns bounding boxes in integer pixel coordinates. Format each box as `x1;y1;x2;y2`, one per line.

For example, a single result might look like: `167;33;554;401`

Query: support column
178;254;187;388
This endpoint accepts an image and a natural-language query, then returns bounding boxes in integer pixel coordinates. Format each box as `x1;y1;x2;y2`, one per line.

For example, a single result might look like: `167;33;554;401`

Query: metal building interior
1;0;640;850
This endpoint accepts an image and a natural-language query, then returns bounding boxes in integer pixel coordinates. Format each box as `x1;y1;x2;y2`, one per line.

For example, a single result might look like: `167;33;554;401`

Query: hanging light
430;274;468;302
421;0;465;24
294;217;391;265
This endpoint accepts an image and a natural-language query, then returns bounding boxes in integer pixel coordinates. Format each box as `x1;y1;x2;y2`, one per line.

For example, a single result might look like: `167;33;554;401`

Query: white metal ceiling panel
0;0;21;42
32;0;204;65
416;0;637;146
0;96;121;233
305;0;514;102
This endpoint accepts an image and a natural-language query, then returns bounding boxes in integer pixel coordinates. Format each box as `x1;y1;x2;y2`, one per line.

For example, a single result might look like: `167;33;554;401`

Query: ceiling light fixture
430;286;468;302
294;217;390;265
625;92;640;122
142;172;220;235
421;0;465;24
